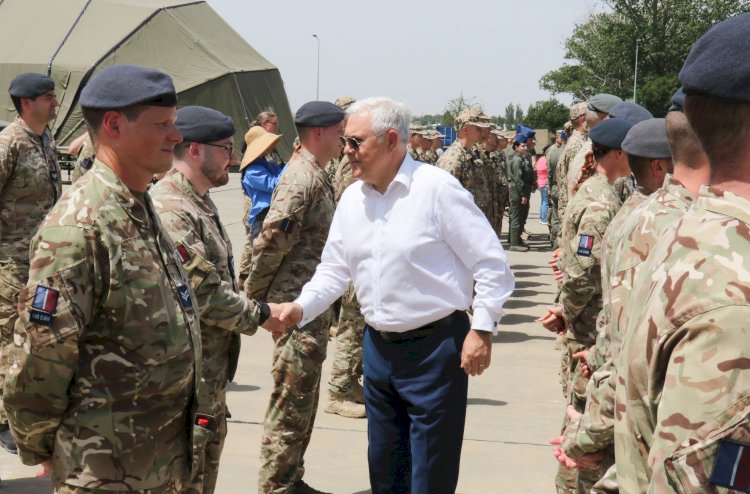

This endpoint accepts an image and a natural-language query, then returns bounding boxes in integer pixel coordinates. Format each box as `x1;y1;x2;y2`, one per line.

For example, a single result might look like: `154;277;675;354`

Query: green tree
525;99;569;131
540;0;750;116
443;93;477;126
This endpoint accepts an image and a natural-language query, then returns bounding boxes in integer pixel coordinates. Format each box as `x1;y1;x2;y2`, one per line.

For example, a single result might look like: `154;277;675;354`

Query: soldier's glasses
339;130;389;152
204;142;234;156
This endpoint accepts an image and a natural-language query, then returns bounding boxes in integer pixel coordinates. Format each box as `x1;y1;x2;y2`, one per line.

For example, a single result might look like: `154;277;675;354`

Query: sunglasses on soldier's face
339;130;389;152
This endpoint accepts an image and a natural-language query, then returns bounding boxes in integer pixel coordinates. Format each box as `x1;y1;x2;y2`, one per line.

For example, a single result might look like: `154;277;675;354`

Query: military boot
292;479;331;494
0;424;17;455
325;397;366;418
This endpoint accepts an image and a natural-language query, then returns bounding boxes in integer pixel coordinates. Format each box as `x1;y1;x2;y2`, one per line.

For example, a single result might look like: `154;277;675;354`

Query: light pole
312;34;320;100
633;39;640;104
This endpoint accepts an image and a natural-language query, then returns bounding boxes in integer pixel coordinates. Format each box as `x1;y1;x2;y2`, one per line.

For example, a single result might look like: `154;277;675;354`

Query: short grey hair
347;97;411;144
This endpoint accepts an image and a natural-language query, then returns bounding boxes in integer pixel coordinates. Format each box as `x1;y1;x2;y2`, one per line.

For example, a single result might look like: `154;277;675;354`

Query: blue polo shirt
241;157;284;227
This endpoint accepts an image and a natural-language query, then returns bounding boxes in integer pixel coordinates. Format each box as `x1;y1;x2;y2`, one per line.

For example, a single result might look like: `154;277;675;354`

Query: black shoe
0;424;18;455
292;479;331;494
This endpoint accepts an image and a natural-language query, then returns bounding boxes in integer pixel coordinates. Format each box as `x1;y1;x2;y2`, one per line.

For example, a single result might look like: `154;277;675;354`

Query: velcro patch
280;219;294;234
177;284;193;308
577;235;594;257
176;244;191;263
29;309;53;326
710;439;750;492
32;285;59;313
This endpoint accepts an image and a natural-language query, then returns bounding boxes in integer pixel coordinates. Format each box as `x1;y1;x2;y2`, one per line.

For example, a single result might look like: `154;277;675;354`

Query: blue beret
516;124;536;139
621;118;671;159
176;106;235;143
295;101;345;127
560;131;568;141
679;13;750;103
80;64;177;109
587;94;622;114
668;88;685;112
589;118;633;149
9;73;55;98
609;102;653;124
514;134;528;144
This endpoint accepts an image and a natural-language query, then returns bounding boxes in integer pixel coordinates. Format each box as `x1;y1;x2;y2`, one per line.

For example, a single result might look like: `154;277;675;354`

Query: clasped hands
260;302;304;338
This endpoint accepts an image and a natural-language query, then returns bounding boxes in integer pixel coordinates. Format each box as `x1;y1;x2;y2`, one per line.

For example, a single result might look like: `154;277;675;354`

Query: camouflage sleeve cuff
18;449;50;467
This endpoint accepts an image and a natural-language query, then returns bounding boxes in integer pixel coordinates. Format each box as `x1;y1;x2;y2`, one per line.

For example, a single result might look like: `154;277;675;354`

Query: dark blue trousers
363;312;470;494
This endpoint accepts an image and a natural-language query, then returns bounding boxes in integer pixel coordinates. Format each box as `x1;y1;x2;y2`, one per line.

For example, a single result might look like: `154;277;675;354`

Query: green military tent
0;0;295;158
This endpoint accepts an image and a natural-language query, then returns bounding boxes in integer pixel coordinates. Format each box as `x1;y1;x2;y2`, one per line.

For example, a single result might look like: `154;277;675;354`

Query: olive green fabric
0;0;295;159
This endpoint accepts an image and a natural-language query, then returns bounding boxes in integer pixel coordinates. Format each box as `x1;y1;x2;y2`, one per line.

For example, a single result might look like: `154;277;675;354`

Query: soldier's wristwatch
259;303;271;325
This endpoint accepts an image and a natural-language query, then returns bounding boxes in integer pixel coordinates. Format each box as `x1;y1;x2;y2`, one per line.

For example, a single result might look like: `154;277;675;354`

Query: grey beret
609;102;653;124
80;64;177;109
589;118;633;150
9;73;55;98
679;13;750;103
587;93;622;114
176;106;235;143
668;88;685;112
622;118;671;159
295;101;345;127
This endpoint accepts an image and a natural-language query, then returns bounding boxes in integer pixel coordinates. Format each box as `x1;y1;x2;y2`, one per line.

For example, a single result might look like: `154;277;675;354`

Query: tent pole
47;0;93;76
232;72;252;130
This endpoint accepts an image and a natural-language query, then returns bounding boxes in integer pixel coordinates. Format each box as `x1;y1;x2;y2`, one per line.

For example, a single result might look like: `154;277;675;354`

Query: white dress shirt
295;153;514;333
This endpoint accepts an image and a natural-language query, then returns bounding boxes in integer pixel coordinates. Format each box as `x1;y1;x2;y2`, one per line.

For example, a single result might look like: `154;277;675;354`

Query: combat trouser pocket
664;394;750;493
190;413;216;476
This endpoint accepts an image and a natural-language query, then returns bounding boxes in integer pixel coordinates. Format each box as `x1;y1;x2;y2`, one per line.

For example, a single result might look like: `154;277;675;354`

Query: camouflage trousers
556;339;608;494
237;196;253;288
259;315;330;494
185;390;228;494
0;263;24;425
548;195;561;249
328;285;364;399
55;478;183;493
494;185;509;238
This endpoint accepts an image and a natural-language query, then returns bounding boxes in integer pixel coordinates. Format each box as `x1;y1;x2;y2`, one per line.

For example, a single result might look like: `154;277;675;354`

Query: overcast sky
207;0;603;116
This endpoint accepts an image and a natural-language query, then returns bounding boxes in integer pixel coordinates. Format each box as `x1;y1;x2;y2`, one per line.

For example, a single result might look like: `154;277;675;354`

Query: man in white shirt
277;97;514;493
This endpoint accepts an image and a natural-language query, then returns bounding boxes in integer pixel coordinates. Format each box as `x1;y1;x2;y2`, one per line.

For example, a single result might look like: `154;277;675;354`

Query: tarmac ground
0;173;563;493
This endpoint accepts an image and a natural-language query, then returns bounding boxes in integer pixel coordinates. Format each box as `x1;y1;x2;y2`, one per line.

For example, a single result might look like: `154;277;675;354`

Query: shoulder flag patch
32;285;59;313
710;439;750;492
176;245;191;263
577;235;594;257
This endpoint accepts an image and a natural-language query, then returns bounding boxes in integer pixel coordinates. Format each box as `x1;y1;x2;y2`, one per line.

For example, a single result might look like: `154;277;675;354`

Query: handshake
260;302;304;338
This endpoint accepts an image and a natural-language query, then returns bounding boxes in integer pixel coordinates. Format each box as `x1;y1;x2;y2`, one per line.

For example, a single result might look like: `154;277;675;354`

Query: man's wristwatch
259;303;271;325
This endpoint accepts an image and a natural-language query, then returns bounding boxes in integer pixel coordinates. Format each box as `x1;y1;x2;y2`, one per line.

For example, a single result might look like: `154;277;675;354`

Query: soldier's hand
460;329;492;376
521;197;529;205
278;302;303;329
572;351;591;379
36;460;52;478
261;303;287;336
538;306;565;334
550;433;604;470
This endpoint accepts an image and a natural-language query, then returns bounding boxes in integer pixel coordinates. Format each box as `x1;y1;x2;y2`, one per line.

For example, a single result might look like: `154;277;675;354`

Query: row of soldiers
540;12;750;494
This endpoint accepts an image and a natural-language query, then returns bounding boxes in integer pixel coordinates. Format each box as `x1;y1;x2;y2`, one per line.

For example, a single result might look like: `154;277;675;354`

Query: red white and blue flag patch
577;235;594;257
32;285;59;313
710;439;750;492
176;245;191;263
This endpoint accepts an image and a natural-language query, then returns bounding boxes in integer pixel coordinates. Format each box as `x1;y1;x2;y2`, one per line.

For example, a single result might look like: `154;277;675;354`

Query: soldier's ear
101;111;122;137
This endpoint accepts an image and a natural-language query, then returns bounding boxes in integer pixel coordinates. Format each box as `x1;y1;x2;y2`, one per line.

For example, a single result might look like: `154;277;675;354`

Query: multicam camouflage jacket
0;117;61;272
558;172;621;346
437;139;487;210
71;133;95;183
151;169;263;413
4;160;202;491
617;184;748;494
557;129;587;221
246;146;336;304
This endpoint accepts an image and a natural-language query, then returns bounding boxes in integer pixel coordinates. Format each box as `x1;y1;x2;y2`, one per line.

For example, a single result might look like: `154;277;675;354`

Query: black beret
609;102;653;124
679;13;750;103
80;64;177;109
295;101;345;127
621;118;671;159
176;106;235;143
668;88;685;112
589;118;633;150
587;93;622;114
9;73;55;98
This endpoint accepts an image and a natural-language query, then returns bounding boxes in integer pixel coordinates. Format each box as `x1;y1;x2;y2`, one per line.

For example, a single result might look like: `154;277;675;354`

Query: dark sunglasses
339;130;389;151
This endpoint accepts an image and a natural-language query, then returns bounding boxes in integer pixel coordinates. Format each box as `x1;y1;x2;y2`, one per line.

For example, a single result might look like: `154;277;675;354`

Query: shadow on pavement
493;330;556;344
1;477;52;493
226;383;260;392
511;270;548;279
509;289;540;298
467;398;507;407
511;264;548;271
504;298;543;310
498;313;538;326
514;280;546;289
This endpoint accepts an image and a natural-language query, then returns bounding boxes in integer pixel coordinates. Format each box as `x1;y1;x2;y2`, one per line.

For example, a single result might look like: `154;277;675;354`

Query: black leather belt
374;310;465;342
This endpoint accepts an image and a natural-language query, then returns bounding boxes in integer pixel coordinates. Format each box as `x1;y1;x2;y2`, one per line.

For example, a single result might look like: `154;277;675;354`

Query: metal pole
312;34;320;100
633;40;639;104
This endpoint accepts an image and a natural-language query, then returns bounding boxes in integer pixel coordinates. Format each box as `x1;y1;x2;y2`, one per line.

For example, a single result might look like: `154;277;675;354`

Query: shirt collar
661;173;696;208
697;185;750;225
362;151;415;197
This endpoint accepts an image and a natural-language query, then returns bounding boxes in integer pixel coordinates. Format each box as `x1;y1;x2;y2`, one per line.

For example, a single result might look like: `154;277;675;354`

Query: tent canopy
0;0;295;158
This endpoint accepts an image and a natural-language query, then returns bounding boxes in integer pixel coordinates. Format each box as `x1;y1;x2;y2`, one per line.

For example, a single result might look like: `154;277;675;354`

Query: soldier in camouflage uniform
553;118;674;494
556;103;588;226
407;123;424;161
70;132;95;183
617;18;750;492
437;107;492;214
539;118;633;494
482;127;508;237
4;65;205;493
0;73;62;456
246;101;344;494
151;106;280;493
507;136;535;251
546;130;566;248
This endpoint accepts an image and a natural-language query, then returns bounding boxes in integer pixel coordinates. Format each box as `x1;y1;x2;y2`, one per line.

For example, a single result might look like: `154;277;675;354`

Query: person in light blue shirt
240;126;285;240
